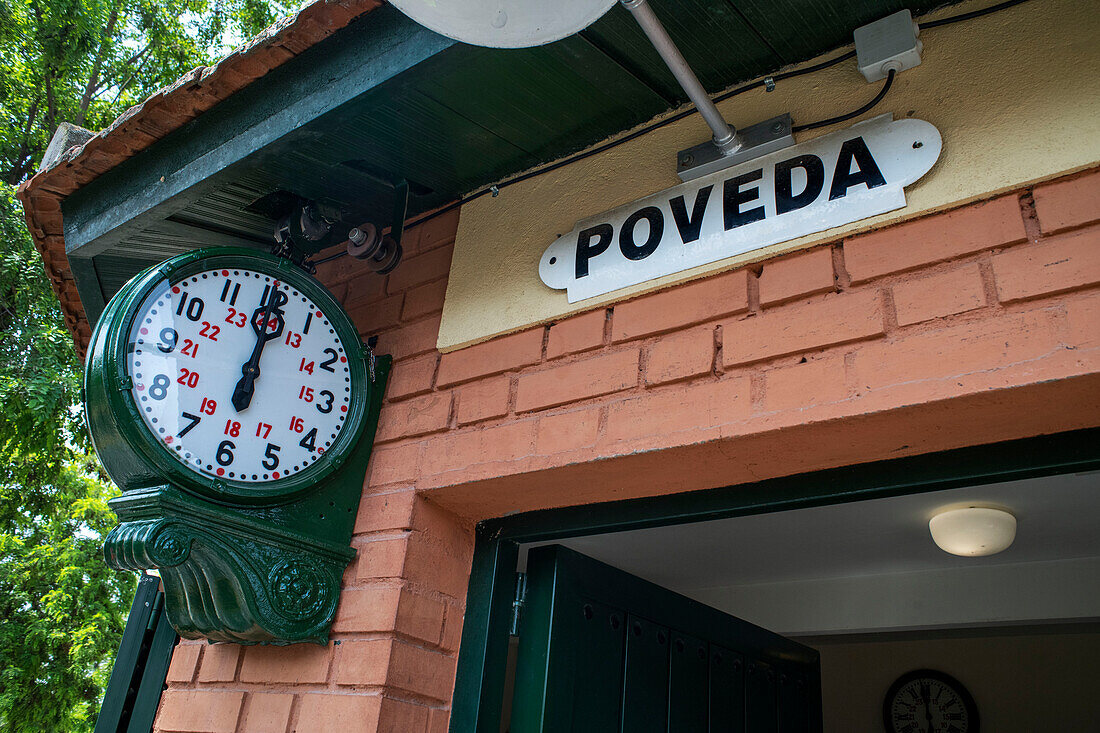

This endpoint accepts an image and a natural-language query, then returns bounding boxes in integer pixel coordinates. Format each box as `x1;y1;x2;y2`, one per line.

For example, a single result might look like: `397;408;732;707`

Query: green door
511;545;822;732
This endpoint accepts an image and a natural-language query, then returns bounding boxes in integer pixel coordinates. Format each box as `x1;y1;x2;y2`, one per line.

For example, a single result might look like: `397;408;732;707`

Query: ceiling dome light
929;506;1017;557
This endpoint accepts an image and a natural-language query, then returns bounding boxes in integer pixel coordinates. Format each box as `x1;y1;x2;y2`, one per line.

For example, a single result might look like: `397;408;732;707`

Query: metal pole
620;0;741;155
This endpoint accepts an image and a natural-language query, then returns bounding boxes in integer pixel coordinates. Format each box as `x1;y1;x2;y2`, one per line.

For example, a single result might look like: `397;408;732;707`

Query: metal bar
620;0;740;154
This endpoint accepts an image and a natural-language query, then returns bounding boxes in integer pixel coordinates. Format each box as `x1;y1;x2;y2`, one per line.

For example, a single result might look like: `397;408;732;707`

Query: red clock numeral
285;331;302;348
223;420;241;437
255;422;273;439
200;397;217;415
177;368;200;388
225;308;247;328
298;386;314;403
198;321;220;341
298;358;314;375
180;338;198;358
289;416;305;433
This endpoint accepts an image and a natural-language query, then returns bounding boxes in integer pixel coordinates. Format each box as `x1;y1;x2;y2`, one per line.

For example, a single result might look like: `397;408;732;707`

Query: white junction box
854;9;923;82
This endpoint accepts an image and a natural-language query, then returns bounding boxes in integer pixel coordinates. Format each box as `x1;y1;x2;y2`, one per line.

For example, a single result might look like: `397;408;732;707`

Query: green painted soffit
61;0;956;323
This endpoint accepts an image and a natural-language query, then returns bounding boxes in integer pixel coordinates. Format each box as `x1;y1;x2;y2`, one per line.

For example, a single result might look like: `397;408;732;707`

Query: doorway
450;429;1100;733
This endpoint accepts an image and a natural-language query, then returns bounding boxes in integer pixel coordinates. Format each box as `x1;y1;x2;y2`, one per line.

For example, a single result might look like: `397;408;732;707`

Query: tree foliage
0;0;295;729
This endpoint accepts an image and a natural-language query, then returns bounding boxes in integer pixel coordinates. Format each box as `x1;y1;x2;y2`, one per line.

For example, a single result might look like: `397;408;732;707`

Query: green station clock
85;247;389;644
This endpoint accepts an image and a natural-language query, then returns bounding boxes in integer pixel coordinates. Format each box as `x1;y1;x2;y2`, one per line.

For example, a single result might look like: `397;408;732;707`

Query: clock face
885;670;978;733
124;267;353;485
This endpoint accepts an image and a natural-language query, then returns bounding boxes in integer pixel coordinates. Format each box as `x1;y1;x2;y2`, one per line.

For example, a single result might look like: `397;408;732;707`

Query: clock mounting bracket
87;247;391;645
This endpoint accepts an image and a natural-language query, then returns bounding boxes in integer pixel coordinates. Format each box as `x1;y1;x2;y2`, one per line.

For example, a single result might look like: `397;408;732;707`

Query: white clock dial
889;677;972;733
125;267;353;484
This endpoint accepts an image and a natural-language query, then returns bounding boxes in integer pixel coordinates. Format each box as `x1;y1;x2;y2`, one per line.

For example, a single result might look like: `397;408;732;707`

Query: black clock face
884;670;978;733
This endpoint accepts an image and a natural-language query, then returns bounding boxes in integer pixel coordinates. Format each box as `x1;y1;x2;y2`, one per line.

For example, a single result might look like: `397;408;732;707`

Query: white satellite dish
388;0;619;49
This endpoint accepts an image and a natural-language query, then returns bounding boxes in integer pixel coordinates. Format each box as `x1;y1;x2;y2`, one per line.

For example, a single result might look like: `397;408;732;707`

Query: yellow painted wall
438;0;1100;351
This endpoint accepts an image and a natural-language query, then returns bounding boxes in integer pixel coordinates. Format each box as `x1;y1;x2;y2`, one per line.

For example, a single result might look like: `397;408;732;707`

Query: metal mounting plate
677;113;795;182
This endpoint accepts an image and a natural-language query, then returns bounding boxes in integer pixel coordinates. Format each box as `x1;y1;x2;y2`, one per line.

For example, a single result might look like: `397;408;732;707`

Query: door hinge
510;572;527;637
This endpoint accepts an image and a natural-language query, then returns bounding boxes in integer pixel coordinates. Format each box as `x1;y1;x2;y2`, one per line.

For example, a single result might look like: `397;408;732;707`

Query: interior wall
810;629;1100;733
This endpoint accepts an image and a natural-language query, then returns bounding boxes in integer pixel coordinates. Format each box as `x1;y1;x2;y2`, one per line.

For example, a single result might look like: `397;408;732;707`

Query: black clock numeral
316;390;334;414
303;311;313;334
319;348;338;373
298;427;317;452
216;440;235;466
149;374;170;400
219;280;241;306
178;412;201;437
263;443;281;470
157;328;177;353
175;291;205;321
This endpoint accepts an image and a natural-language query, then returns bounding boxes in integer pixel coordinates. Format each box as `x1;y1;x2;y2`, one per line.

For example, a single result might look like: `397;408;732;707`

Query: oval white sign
539;114;942;302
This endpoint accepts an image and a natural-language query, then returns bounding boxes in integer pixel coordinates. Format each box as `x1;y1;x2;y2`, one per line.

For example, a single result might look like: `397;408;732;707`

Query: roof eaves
17;0;383;356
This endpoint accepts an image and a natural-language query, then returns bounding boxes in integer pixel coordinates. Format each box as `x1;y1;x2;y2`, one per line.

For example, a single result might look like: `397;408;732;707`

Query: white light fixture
929;506;1017;557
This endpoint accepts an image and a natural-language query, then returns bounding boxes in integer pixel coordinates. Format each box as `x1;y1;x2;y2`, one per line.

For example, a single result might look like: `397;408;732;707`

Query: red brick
416;207;461;252
373;315;441;360
604;377;750;444
612;270;749;341
197;643;240;683
239;643;332;684
547;309;606;359
516;349;639;412
339;274;387;308
420;421;537;477
1066;292;1100;350
844;196;1027;283
1033;170;1100;234
347;293;403;334
356;535;410;581
537;408;601;454
378;698;431;732
645;326;714;386
456;376;511;425
294;694;380;733
367;442;422;487
376;392;452;442
156;690;243;733
355;490;416;534
402;279;448;320
333;638;390;686
892;264;986;326
385;641;457;702
722;291;884;367
239;693;294;733
992;229;1100;303
758;247;835;306
763;357;848;413
333;584;445;643
851;308;1064;393
441;602;464;654
428;709;450;733
436;329;544;386
387;244;453;294
356;531;469;599
386;354;437;400
165;642;201;683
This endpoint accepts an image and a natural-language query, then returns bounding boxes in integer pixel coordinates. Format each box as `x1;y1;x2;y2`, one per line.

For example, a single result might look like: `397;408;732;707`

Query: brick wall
154;168;1100;732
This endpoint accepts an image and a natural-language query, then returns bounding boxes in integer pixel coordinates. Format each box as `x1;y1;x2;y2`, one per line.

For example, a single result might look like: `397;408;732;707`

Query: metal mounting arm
620;0;740;155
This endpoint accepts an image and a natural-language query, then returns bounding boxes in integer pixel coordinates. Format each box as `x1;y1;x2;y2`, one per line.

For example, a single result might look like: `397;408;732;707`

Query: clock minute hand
232;286;286;412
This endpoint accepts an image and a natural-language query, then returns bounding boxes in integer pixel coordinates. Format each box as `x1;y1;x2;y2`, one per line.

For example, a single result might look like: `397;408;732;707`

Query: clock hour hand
231;285;287;412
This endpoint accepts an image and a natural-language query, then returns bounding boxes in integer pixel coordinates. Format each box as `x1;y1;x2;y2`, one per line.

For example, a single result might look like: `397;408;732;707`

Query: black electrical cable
314;0;1031;255
792;68;895;133
919;0;1030;29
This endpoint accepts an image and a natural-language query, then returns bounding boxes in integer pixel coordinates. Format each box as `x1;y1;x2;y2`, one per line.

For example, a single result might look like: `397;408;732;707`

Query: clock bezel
85;246;371;504
883;668;980;733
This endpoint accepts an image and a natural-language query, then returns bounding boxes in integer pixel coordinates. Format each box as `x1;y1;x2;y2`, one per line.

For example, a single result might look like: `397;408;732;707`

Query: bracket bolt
680;154;694;168
764;76;776;92
771;121;785;134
